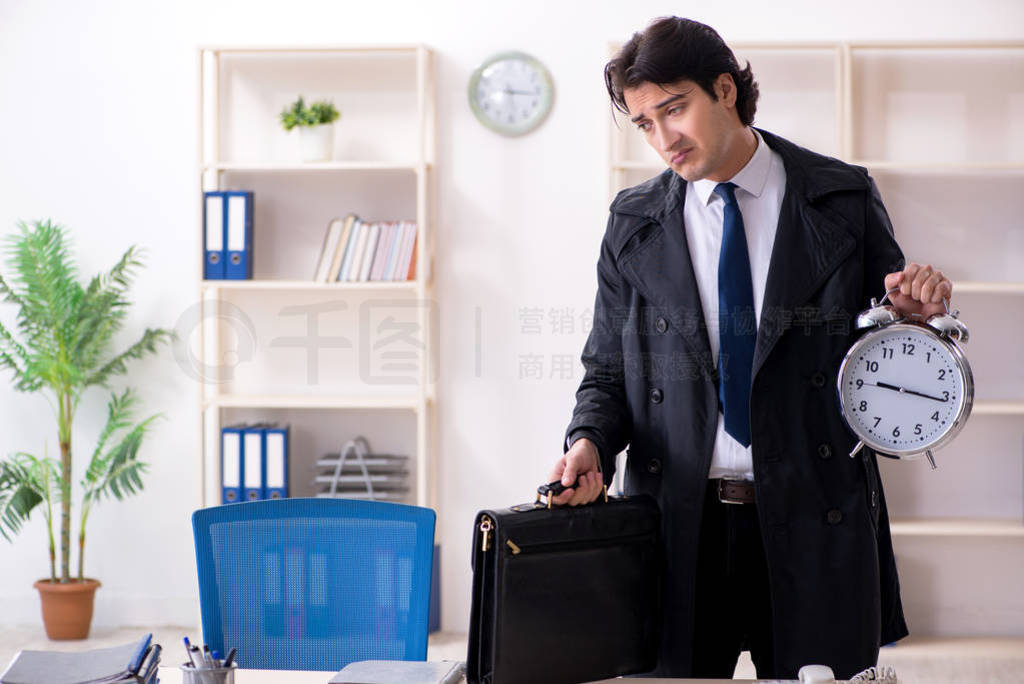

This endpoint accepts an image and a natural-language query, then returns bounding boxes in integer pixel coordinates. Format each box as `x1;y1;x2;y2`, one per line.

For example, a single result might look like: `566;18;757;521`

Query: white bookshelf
608;41;1024;635
197;45;437;510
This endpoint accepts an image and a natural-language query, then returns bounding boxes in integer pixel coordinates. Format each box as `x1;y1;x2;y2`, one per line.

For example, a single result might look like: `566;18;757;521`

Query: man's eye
637;122;651;132
668;105;685;115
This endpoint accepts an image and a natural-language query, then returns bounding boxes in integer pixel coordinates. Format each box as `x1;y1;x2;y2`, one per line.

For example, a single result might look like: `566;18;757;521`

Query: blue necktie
715;182;756;448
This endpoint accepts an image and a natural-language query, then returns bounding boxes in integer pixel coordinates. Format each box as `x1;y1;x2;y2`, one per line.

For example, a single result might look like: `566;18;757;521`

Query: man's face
624;75;742;183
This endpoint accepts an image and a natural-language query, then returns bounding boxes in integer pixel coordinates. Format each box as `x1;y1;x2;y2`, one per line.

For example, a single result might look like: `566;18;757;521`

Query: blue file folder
242;424;265;501
224;191;254;280
203;191;226;279
221;425;245;504
264;425;290;499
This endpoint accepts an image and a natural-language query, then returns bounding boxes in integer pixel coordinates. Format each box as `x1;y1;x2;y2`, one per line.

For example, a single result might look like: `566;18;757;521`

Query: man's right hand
546;438;604;506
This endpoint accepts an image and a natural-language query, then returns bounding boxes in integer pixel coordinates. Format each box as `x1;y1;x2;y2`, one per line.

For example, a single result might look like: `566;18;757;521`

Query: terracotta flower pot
34;578;101;640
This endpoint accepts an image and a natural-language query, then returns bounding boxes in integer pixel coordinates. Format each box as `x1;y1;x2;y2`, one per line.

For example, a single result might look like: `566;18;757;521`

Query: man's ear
715;73;737;108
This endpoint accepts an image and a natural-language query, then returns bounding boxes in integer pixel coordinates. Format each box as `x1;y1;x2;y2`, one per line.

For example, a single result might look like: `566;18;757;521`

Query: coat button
655;317;668;334
647;458;662;474
817;443;832;459
811;371;827;388
650;388;663;404
827;509;843;525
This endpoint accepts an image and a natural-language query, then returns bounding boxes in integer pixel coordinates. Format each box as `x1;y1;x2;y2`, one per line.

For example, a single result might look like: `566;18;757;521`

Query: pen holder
180;663;237;684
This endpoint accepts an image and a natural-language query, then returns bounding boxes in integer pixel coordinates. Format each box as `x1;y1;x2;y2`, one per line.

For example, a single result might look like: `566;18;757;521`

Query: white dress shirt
684;128;787;481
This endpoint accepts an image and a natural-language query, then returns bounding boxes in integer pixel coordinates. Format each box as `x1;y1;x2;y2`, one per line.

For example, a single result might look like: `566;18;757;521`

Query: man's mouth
671;148;692;165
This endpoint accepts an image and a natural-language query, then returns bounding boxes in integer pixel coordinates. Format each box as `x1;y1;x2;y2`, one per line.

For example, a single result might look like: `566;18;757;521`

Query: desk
157;670;777;684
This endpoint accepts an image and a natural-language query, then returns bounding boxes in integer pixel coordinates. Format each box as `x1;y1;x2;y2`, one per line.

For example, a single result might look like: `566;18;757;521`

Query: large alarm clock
467;51;554;137
837;289;973;468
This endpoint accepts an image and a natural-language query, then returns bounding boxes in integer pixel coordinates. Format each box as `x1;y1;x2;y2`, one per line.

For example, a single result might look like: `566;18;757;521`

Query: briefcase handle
535;478;609;509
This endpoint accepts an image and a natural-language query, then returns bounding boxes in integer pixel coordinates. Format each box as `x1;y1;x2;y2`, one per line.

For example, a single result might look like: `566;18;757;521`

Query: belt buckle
718;478;747;505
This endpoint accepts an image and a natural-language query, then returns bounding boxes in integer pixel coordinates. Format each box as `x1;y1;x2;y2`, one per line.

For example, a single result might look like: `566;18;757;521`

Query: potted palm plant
280;95;341;162
0;219;173;639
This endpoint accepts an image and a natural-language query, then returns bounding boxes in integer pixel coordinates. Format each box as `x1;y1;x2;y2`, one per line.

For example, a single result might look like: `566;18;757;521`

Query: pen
183;637;196;668
203;644;214;668
222;647;237;668
212;650;221;668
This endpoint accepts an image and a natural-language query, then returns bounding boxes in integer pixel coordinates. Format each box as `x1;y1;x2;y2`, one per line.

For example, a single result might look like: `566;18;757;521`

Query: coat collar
610;128;869;220
614;129;863;381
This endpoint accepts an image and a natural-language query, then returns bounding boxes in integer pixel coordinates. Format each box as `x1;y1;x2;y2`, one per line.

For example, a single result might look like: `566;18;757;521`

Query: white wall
1;0;1022;634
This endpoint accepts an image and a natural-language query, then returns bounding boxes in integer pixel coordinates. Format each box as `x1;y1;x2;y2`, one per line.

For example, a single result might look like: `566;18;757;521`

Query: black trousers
690;480;777;679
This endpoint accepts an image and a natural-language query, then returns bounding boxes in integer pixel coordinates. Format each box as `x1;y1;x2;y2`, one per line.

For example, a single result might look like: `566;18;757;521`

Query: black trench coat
565;129;909;678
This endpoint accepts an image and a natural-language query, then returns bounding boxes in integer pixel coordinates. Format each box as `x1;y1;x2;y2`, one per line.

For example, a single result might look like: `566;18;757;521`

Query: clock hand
503;87;538;96
874;381;948;402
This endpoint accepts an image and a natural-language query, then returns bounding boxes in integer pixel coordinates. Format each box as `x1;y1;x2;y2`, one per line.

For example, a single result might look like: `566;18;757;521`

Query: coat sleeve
564;215;633;480
862;175;906;302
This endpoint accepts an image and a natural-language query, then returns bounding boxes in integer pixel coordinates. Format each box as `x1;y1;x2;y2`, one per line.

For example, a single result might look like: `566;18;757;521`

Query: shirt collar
693;128;771;206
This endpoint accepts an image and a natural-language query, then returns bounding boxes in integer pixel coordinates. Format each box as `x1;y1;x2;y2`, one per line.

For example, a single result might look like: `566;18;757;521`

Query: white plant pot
298;124;335;162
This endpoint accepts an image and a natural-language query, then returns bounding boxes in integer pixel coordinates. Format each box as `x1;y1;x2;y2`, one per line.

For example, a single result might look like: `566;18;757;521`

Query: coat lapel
752;190;856;377
752;129;868;378
616;174;716;379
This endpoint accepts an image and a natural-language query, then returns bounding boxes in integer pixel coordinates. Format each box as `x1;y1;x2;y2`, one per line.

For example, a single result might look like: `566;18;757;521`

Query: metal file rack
314;436;410;501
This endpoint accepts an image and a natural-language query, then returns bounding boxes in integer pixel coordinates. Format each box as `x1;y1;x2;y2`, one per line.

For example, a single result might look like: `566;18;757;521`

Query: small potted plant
280;95;341;162
0;219;173;639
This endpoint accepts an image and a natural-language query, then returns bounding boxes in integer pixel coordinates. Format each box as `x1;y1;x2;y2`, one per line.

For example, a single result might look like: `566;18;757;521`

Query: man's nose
654;125;677;152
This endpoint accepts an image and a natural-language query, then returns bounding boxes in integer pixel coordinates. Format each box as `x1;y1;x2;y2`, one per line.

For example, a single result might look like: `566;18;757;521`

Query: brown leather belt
713;478;756;505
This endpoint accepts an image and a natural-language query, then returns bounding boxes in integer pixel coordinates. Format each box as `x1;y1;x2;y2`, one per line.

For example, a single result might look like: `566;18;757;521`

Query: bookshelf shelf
207;394;425;411
972;400;1024;416
855;161;1024;171
889;518;1024;537
954;282;1024;295
201;279;420;291
207;161;428;173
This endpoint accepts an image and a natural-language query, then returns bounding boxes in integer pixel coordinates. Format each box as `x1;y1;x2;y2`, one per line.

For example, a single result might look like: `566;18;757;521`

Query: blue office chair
192;498;436;671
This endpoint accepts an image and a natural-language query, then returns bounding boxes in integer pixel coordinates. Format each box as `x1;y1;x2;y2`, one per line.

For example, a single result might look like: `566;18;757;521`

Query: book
371;222;397;281
314;217;345;282
0;634;159;684
397;223;418;281
330;660;465;684
328;214;358;282
337;217;363;281
401;229;413;280
383;222;406;280
359;222;382;282
346;219;370;281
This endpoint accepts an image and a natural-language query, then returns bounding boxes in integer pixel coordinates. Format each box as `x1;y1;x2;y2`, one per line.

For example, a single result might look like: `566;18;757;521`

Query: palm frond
85;389;138;484
2;221;80;391
0;319;30;373
83;411;160;504
0;455;48;542
5;221;77;349
70;247;142;372
84;328;174;388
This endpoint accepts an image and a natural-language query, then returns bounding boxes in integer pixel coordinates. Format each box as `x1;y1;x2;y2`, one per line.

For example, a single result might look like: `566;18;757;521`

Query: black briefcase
467;487;662;684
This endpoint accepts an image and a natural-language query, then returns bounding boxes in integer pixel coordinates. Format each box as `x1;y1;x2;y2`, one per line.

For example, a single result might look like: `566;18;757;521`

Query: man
546;16;953;680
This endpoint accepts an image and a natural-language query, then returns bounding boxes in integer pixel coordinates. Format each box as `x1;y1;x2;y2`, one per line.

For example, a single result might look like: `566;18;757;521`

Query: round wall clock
468;51;554;137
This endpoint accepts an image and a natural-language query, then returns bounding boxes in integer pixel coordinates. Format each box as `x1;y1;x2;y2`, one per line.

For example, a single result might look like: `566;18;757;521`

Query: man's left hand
884;262;953;320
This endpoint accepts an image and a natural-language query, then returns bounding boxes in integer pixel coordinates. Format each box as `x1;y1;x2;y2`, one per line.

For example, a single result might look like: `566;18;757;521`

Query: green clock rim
468;50;554;137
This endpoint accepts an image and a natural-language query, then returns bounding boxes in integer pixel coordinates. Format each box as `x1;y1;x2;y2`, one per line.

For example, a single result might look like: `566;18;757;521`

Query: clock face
468;51;554;136
838;323;970;456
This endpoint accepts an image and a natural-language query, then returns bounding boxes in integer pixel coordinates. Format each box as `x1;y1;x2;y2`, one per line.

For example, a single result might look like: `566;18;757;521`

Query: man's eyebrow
629;89;694;123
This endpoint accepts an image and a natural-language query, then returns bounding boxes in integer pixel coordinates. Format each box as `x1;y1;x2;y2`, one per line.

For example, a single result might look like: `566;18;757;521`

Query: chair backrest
192;498;435;671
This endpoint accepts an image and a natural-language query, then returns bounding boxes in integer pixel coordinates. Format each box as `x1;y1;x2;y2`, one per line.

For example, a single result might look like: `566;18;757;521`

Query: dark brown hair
604;17;760;126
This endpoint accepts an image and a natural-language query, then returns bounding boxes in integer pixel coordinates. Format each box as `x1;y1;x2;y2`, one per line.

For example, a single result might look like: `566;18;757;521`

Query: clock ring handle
875;287;902;308
877;287;953;317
